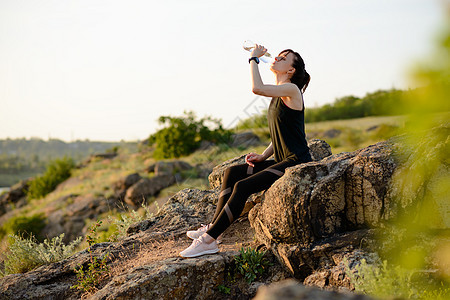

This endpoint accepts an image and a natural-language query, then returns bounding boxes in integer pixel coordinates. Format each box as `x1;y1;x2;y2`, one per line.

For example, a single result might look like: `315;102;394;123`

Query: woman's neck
275;72;291;85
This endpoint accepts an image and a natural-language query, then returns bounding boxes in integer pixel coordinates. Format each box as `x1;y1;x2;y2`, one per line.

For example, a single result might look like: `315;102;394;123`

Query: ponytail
279;49;310;93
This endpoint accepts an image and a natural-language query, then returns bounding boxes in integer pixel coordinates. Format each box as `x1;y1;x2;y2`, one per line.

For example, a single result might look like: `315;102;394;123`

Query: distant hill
0;138;138;186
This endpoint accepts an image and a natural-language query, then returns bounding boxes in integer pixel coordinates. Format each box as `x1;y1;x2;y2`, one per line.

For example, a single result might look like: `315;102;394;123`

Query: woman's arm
250;61;298;98
245;142;274;167
250;45;299;98
261;142;274;159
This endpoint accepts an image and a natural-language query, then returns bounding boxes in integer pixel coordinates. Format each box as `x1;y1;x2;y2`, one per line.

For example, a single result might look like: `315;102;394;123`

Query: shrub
234;247;271;283
108;202;157;241
148;111;233;159
72;221;109;294
1;233;82;276
344;258;450;300
0;213;46;240
27;157;75;200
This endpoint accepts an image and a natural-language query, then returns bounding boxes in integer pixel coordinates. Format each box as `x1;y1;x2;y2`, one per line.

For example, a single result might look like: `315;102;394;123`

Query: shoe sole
180;248;220;258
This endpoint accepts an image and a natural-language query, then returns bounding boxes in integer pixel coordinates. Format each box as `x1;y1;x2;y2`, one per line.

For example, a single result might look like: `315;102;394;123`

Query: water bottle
243;40;273;63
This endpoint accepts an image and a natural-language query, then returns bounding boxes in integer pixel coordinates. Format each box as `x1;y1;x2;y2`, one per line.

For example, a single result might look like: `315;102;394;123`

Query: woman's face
270;52;295;75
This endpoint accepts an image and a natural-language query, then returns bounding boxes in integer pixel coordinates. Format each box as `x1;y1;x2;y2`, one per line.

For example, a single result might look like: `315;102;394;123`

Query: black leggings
206;158;307;239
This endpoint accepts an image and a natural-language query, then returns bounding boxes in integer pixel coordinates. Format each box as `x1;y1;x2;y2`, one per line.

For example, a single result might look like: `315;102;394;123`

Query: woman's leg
206;159;301;239
211;160;277;223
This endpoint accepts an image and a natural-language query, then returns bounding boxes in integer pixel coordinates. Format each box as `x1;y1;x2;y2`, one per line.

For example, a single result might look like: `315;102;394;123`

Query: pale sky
0;0;445;142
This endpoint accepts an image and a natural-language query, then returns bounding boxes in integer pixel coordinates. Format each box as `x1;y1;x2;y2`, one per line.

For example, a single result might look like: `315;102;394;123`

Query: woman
180;44;312;258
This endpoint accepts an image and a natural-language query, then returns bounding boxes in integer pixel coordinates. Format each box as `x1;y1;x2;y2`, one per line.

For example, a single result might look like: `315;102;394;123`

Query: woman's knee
224;165;245;180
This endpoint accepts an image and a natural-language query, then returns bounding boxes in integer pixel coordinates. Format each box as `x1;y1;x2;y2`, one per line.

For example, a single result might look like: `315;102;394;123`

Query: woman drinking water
180;44;312;258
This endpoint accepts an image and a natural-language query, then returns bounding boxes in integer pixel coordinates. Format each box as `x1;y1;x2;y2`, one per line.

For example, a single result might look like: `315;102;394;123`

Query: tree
148;111;232;159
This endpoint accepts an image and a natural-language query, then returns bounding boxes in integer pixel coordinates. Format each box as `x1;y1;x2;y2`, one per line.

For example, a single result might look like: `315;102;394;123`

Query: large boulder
146;160;193;176
230;131;261;148
42;194;120;242
0;179;31;216
124;175;176;207
253;279;373;300
113;173;142;199
249;141;397;278
126;188;219;237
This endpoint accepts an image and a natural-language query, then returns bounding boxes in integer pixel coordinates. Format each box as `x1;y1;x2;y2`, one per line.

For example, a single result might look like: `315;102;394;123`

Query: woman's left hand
245;152;266;167
251;44;267;58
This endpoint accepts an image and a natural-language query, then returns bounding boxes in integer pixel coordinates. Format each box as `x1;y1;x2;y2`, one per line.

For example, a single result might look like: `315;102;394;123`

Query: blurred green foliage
235;88;409;131
0;213;46;241
148;111;233;159
27;157;75;200
305;89;406;123
346;17;450;299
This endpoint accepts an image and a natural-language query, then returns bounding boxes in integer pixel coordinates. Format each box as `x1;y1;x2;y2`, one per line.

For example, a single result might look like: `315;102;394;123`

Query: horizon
0;0;444;142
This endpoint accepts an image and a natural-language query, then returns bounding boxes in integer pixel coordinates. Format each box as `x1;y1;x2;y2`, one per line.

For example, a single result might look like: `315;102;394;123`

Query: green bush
344;258;450;300
72;221;110;294
234;247;271;283
148;111;233;159
108;202;157;241
235;109;268;130
27;157;75;200
0;213;46;240
234;88;410;129
1;233;82;276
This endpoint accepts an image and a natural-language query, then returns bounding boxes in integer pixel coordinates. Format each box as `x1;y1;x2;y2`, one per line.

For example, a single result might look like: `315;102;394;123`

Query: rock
78;153;118;167
91;252;238;300
322;129;342;138
152;160;193;176
113;173;142;199
230;131;261;148
124;175;176;207
127;188;219;237
307;139;332;161
249;141;397;277
253;279;374;300
303;248;380;290
42;194;120;242
197;140;215;150
366;125;379;132
0;179;31;216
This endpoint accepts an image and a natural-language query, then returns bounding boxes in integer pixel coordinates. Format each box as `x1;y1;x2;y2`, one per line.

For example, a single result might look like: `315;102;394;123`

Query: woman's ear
287;67;295;76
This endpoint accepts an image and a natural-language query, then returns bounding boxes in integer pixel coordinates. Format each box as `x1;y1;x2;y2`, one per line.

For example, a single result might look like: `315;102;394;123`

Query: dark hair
279;49;310;93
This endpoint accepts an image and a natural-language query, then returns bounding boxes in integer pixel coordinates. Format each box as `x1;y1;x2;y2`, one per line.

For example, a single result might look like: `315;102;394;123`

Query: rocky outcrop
124;175;176;207
145;160;193;176
307;139;333;161
0;179;31;216
113;173;142;199
78;153;118;168
42;194;121;242
230;131;261;148
303;247;380;290
249;141;396;278
127;188;219;237
1;125;446;299
253;279;373;300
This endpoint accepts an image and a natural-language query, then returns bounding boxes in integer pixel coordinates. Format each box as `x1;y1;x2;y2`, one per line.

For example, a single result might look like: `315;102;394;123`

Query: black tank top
267;97;311;163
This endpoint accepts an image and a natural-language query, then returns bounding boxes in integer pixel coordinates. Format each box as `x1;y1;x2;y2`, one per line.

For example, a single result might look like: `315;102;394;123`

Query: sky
0;0;445;142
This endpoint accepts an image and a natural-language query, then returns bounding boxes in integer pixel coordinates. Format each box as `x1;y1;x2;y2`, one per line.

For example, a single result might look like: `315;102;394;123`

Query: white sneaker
179;235;219;258
186;224;223;244
186;224;210;240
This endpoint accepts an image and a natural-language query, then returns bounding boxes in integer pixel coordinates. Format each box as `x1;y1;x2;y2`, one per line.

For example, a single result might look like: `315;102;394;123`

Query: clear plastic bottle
243;40;273;63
